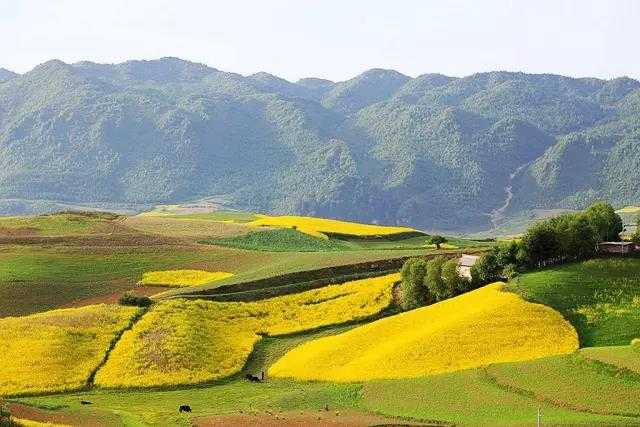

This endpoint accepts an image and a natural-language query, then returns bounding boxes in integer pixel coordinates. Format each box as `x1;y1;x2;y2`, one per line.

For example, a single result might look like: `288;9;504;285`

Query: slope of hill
1;58;639;231
268;282;578;381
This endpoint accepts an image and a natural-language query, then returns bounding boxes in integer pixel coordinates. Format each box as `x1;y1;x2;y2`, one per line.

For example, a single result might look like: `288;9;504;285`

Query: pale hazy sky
1;0;639;82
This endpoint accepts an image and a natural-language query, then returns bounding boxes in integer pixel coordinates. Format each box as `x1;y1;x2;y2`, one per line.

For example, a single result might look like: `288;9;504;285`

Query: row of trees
399;256;470;310
470;202;623;285
398;202;625;312
633;216;640;244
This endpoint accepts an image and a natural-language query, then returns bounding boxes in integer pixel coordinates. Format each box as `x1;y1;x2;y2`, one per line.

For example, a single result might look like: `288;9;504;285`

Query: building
458;254;481;279
597;241;635;255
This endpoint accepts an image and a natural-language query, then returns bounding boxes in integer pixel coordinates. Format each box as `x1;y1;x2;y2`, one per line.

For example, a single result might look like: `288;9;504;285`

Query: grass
269;283;578;382
123;216;251;239
14;367;640;426
0;304;139;397
0;244;274;318
0;212;119;237
507;257;640;346
580;345;640;374
206;228;350;252
486;352;640;417
95;274;397;388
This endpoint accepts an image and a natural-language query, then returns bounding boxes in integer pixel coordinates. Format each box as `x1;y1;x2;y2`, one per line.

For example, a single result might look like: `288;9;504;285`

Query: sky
1;0;639;82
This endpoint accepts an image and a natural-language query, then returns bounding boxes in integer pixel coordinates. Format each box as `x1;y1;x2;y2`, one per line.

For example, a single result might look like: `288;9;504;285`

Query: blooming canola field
247;214;418;238
94;274;398;388
269;283;579;382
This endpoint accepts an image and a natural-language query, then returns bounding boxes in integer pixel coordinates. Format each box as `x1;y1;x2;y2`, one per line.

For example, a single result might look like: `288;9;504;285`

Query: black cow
179;405;192;413
80;400;92;405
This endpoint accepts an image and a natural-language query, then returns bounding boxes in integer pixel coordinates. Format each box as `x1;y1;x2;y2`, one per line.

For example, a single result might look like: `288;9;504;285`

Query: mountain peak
0;67;18;83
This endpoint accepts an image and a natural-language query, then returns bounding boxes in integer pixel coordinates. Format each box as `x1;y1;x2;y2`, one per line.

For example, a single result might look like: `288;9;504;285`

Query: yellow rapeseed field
139;270;234;287
95;274;398;388
0;305;139;396
247;214;417;238
269;283;579;382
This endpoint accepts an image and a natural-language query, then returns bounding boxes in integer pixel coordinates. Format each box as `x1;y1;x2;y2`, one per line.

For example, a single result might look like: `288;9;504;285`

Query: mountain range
0;57;638;232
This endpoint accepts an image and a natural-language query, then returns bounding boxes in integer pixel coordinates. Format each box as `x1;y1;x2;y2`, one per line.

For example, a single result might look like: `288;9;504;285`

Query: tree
584;202;623;242
429;235;447;250
424;256;448;301
399;258;428;310
470;253;502;286
522;221;561;267
441;258;466;296
631;216;640;244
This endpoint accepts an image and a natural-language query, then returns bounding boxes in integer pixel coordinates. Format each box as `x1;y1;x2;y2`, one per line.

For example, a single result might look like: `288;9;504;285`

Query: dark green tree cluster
632;216;640;245
399;256;469;311
471;202;623;286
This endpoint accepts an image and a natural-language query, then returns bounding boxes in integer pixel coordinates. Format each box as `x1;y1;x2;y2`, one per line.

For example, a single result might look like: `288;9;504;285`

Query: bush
441;258;467;295
118;293;152;307
502;263;519;280
631;338;640;348
399;258;429;310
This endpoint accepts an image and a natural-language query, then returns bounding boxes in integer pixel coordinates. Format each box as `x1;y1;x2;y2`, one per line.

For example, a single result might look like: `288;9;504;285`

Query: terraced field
4;210;640;426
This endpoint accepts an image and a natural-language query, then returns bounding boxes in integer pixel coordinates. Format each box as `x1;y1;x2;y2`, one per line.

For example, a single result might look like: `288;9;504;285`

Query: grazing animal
245;373;261;382
80;400;92;405
179;405;192;413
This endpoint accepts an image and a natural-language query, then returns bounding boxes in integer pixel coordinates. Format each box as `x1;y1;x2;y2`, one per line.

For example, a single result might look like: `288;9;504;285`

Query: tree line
398;202;624;311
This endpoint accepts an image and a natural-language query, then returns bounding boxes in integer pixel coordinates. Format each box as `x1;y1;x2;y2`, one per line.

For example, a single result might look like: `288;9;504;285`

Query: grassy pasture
14;365;640;426
507;257;640;346
486;352;640;417
208;228;350;252
123;215;252;240
0;212;120;238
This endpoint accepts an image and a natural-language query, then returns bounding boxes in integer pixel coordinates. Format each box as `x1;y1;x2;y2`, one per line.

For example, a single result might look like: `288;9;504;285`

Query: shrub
471;253;502;286
118;293;152;307
503;263;519;280
631;338;640;348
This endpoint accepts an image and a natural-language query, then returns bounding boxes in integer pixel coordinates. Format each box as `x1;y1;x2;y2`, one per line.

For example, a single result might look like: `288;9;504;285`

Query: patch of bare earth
192;410;431;426
8;402;113;427
124;216;252;240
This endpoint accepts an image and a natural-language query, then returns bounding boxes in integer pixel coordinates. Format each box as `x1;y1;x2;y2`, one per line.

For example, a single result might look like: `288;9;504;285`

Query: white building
458;254;480;279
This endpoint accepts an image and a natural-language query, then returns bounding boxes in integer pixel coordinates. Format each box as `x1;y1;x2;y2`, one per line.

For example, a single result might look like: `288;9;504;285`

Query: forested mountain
0;57;639;231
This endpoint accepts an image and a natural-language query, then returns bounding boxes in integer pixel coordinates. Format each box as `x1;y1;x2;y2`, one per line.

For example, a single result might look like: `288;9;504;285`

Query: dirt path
8;402;111;426
192;409;433;426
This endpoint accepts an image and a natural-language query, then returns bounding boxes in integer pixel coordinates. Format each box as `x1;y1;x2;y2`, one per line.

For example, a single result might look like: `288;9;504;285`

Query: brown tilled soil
8;402;114;426
192;410;431;427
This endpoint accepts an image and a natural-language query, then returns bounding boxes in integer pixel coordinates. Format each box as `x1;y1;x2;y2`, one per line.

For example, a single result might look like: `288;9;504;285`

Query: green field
4;210;640;426
507;257;640;346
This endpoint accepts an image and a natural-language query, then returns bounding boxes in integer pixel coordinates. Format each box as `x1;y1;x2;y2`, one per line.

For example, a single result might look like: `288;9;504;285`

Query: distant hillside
0;58;639;232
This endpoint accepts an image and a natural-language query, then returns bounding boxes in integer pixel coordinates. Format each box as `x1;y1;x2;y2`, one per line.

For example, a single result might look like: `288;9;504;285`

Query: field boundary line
481;363;640;419
85;306;150;387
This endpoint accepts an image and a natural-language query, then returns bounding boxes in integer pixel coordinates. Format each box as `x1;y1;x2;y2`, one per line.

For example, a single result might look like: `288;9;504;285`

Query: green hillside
1;59;639;231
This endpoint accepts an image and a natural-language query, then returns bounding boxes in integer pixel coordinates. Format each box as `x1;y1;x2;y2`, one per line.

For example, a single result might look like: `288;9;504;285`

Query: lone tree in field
429;235;447;250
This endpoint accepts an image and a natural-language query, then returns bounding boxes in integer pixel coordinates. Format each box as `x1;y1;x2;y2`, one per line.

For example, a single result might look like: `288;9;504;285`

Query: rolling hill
1;58;639;232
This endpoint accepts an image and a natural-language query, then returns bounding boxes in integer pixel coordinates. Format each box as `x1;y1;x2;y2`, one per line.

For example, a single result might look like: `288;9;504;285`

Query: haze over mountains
0;57;638;232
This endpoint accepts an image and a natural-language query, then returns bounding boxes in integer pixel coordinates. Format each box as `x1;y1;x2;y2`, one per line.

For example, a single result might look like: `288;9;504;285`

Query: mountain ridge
0;57;638;232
